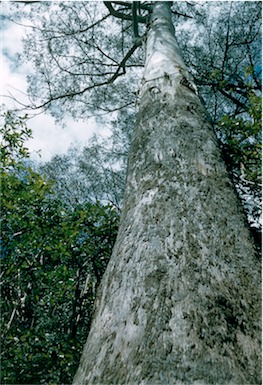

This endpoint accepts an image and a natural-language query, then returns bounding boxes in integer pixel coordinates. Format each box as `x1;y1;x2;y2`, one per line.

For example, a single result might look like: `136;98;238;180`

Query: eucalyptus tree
4;1;261;384
72;3;261;384
9;0;261;231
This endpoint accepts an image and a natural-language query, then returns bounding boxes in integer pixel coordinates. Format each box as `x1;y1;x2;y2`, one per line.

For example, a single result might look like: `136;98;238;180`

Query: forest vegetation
1;1;261;384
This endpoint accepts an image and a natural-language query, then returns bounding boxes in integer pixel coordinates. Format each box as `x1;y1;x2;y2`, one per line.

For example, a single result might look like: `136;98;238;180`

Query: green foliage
0;110;32;170
220;94;261;183
0;112;120;384
218;92;262;232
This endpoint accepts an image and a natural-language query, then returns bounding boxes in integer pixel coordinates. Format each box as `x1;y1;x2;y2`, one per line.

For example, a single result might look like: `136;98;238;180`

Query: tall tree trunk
73;2;261;384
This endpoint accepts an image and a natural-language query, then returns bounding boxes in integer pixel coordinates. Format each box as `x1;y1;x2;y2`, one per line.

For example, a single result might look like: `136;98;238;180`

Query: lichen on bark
73;2;261;384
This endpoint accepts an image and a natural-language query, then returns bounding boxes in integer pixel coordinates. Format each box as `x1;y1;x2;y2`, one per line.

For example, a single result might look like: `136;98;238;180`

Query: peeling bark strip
73;3;261;384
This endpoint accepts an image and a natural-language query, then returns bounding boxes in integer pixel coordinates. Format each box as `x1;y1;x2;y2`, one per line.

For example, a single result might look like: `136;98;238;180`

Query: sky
1;1;111;162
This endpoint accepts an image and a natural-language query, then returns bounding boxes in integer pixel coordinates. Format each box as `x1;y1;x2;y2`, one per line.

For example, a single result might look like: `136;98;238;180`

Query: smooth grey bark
73;2;261;384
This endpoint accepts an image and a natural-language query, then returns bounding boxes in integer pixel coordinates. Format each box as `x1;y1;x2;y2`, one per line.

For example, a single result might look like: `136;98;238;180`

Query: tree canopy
4;1;261;235
7;1;260;119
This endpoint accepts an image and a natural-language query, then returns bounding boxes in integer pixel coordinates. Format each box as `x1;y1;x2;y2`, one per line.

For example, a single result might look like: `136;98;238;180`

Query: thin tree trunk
73;2;261;384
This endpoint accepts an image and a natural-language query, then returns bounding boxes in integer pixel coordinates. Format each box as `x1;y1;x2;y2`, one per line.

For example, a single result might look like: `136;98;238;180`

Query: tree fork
73;2;261;384
103;1;149;24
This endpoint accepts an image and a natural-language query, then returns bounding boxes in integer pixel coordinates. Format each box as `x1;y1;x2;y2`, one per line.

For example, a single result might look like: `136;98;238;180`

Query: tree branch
12;1;40;3
110;42;141;82
132;2;140;39
218;88;246;110
171;10;193;19
103;2;148;23
221;3;232;79
111;1;152;11
6;41;140;113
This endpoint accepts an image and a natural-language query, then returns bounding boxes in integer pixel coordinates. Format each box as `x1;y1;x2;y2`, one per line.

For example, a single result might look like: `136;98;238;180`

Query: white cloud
1;4;105;162
26;114;109;162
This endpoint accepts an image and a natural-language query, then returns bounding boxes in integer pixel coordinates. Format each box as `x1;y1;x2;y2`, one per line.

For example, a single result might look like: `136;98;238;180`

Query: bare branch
221;3;232;79
217;88;246;110
171;10;193;19
103;2;148;23
111;1;152;12
5;40;140;113
110;42;141;82
12;1;40;3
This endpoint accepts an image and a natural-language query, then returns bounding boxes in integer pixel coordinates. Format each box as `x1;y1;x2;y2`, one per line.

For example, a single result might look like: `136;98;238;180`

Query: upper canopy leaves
4;1;260;123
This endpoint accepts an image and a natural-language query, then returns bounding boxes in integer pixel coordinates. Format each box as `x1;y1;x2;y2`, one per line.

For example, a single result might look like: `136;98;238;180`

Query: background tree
0;110;119;384
38;122;131;211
